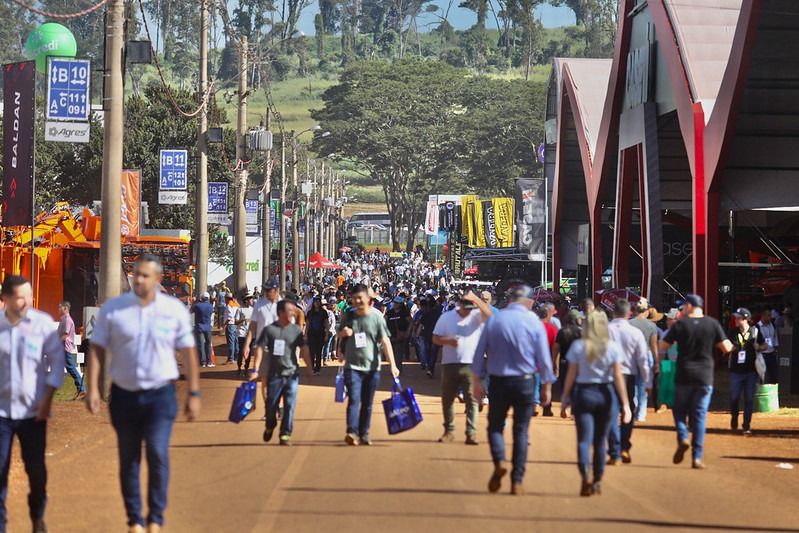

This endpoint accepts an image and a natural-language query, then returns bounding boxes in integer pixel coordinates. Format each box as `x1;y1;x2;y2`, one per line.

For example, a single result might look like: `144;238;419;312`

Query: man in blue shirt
191;292;214;368
473;284;555;496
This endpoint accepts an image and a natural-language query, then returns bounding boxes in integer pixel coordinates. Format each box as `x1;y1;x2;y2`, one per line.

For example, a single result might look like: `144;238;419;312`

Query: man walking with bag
86;255;200;533
432;291;492;445
0;275;64;533
249;300;312;446
337;284;400;446
472;284;555;495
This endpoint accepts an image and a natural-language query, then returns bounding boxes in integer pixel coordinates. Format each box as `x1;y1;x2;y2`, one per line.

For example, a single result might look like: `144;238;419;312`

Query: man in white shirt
607;299;651;465
243;281;280;403
432;291;492;445
757;308;780;384
0;275;63;533
86;255;200;533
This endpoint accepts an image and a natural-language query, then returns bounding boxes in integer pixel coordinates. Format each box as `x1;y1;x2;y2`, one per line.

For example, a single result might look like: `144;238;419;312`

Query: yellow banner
472;201;486;247
493;197;515;247
460;194;479;246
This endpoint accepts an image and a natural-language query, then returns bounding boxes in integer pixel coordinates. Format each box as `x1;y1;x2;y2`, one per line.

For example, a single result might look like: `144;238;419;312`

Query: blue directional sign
208;182;228;213
46;58;91;121
159;149;188;191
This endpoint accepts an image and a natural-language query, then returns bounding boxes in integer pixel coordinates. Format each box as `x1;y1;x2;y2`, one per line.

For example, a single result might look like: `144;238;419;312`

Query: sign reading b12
160;149;188;191
46;58;91;121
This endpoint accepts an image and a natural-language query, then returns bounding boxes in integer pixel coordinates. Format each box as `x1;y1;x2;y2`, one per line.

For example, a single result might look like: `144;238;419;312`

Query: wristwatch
189;390;201;398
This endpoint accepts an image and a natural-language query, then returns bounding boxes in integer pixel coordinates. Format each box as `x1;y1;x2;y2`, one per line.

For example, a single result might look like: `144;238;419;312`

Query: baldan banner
121;169;141;237
2;61;36;226
515;178;546;261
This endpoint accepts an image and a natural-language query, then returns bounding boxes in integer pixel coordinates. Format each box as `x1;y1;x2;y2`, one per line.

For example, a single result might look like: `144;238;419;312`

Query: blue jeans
109;383;177;527
421;339;439;373
195;330;211;366
65;351;85;393
608;374;637;459
672;384;713;461
344;369;381;438
533;373;541;405
729;372;758;430
573;384;617;482
0;418;47;532
322;336;335;363
267;374;299;436
487;374;536;484
225;325;238;362
635;375;648;420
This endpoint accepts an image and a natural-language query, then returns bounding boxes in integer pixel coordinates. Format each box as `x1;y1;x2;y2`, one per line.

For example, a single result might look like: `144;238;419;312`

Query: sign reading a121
160;149;188;191
46;58;91;121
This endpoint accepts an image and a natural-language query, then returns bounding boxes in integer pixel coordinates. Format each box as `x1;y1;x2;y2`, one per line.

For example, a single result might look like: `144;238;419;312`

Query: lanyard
736;329;750;348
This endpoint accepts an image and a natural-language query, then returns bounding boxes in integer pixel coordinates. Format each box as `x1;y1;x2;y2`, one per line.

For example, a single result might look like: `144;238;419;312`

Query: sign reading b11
160;150;188;191
46;58;90;121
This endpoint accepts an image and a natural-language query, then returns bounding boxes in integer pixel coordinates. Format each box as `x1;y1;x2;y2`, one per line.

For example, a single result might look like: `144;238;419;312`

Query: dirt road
7;362;799;532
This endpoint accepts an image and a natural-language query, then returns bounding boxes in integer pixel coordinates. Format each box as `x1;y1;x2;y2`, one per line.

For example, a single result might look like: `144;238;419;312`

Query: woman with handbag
728;308;767;436
560;311;633;497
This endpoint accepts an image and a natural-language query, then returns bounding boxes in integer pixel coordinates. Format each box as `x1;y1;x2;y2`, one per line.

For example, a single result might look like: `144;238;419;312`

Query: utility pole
195;0;209;298
99;0;125;304
304;156;311;281
279;135;287;294
233;36;248;296
291;133;300;293
261;111;272;288
318;160;326;257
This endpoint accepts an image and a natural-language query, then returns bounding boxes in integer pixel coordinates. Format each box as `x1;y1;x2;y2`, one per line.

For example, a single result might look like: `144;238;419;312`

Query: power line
11;0;108;19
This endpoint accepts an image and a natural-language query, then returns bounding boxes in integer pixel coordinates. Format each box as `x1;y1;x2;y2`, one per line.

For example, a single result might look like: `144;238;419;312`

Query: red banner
121;169;141;237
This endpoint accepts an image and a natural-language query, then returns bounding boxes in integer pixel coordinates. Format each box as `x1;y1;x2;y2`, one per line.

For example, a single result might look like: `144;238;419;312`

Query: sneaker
263;427;274;443
33;519;48;533
691;459;707;469
465;436;479;446
488;464;508;493
457;392;465;403
606;457;620;466
437;432;455;443
542;405;554;417
730;415;739;431
592;481;602;495
426;370;434;378
128;525;144;533
208;363;216;368
621;450;632;464
360;435;372;446
279;435;292;446
743;429;753;437
532;408;539;417
510;483;525;496
201;364;207;368
345;433;359;446
313;370;320;376
580;480;593;497
673;440;690;464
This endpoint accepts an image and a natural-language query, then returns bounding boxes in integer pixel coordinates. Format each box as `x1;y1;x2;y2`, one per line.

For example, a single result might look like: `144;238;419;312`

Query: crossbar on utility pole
99;0;124;304
195;0;209;298
233;36;248;296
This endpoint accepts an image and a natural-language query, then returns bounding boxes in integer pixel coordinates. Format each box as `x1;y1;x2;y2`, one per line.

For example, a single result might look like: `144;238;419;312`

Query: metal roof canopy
464;248;534;262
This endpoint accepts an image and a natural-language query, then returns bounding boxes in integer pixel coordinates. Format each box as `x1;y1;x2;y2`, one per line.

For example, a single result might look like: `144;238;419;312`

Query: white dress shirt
0;309;64;420
609;318;652;386
91;292;195;392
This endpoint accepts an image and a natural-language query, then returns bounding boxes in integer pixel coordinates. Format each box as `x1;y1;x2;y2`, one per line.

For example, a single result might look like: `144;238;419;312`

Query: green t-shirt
257;322;306;377
338;308;391;372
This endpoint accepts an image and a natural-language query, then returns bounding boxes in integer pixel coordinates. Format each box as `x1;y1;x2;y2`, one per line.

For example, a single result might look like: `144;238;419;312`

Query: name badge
25;338;43;358
766;338;773;348
273;339;286;357
737;350;747;364
354;332;368;349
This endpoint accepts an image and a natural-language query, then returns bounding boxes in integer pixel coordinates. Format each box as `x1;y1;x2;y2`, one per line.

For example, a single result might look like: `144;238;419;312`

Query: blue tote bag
335;367;347;403
228;381;257;423
382;378;423;435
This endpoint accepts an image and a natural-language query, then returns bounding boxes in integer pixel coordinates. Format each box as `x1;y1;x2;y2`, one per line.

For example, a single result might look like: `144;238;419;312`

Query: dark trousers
309;336;325;372
195;330;211;366
344;369;381;438
573;383;617;482
391;339;407;372
608;374;637;459
109;383;177;528
236;336;250;371
0;417;47;532
487;375;536;484
730;371;758;430
763;353;779;384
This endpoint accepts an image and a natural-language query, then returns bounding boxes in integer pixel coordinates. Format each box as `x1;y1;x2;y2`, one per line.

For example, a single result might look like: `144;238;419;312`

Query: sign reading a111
46;58;91;121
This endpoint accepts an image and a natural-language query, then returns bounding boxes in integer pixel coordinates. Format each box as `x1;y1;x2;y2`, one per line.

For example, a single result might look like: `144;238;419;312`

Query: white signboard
158;191;188;205
208;212;231;225
45;121;90;143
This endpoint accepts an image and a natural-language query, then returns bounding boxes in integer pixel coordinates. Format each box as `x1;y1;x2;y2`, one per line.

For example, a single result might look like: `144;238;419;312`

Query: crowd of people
0;247;788;532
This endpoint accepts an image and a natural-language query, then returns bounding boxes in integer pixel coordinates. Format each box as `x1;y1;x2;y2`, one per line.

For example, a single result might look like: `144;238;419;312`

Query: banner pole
31;96;36;297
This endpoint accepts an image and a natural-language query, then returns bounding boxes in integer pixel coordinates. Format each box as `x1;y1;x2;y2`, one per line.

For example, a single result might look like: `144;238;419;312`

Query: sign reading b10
160;150;188;191
46;58;90;121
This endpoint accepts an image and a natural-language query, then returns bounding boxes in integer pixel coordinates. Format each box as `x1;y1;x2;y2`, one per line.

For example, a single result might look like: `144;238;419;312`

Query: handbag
755;353;767;382
335;367;347;403
657;360;676;408
382;378;423;435
228;381;257;423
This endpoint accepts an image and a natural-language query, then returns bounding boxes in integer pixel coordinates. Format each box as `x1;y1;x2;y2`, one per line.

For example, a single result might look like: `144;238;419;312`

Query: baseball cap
683;294;704;309
201;291;210;299
732;307;752;319
636;297;650;312
265;281;279;290
665;308;679;320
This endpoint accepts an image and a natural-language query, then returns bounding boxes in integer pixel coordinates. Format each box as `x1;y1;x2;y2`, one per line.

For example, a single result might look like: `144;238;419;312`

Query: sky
286;2;574;35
